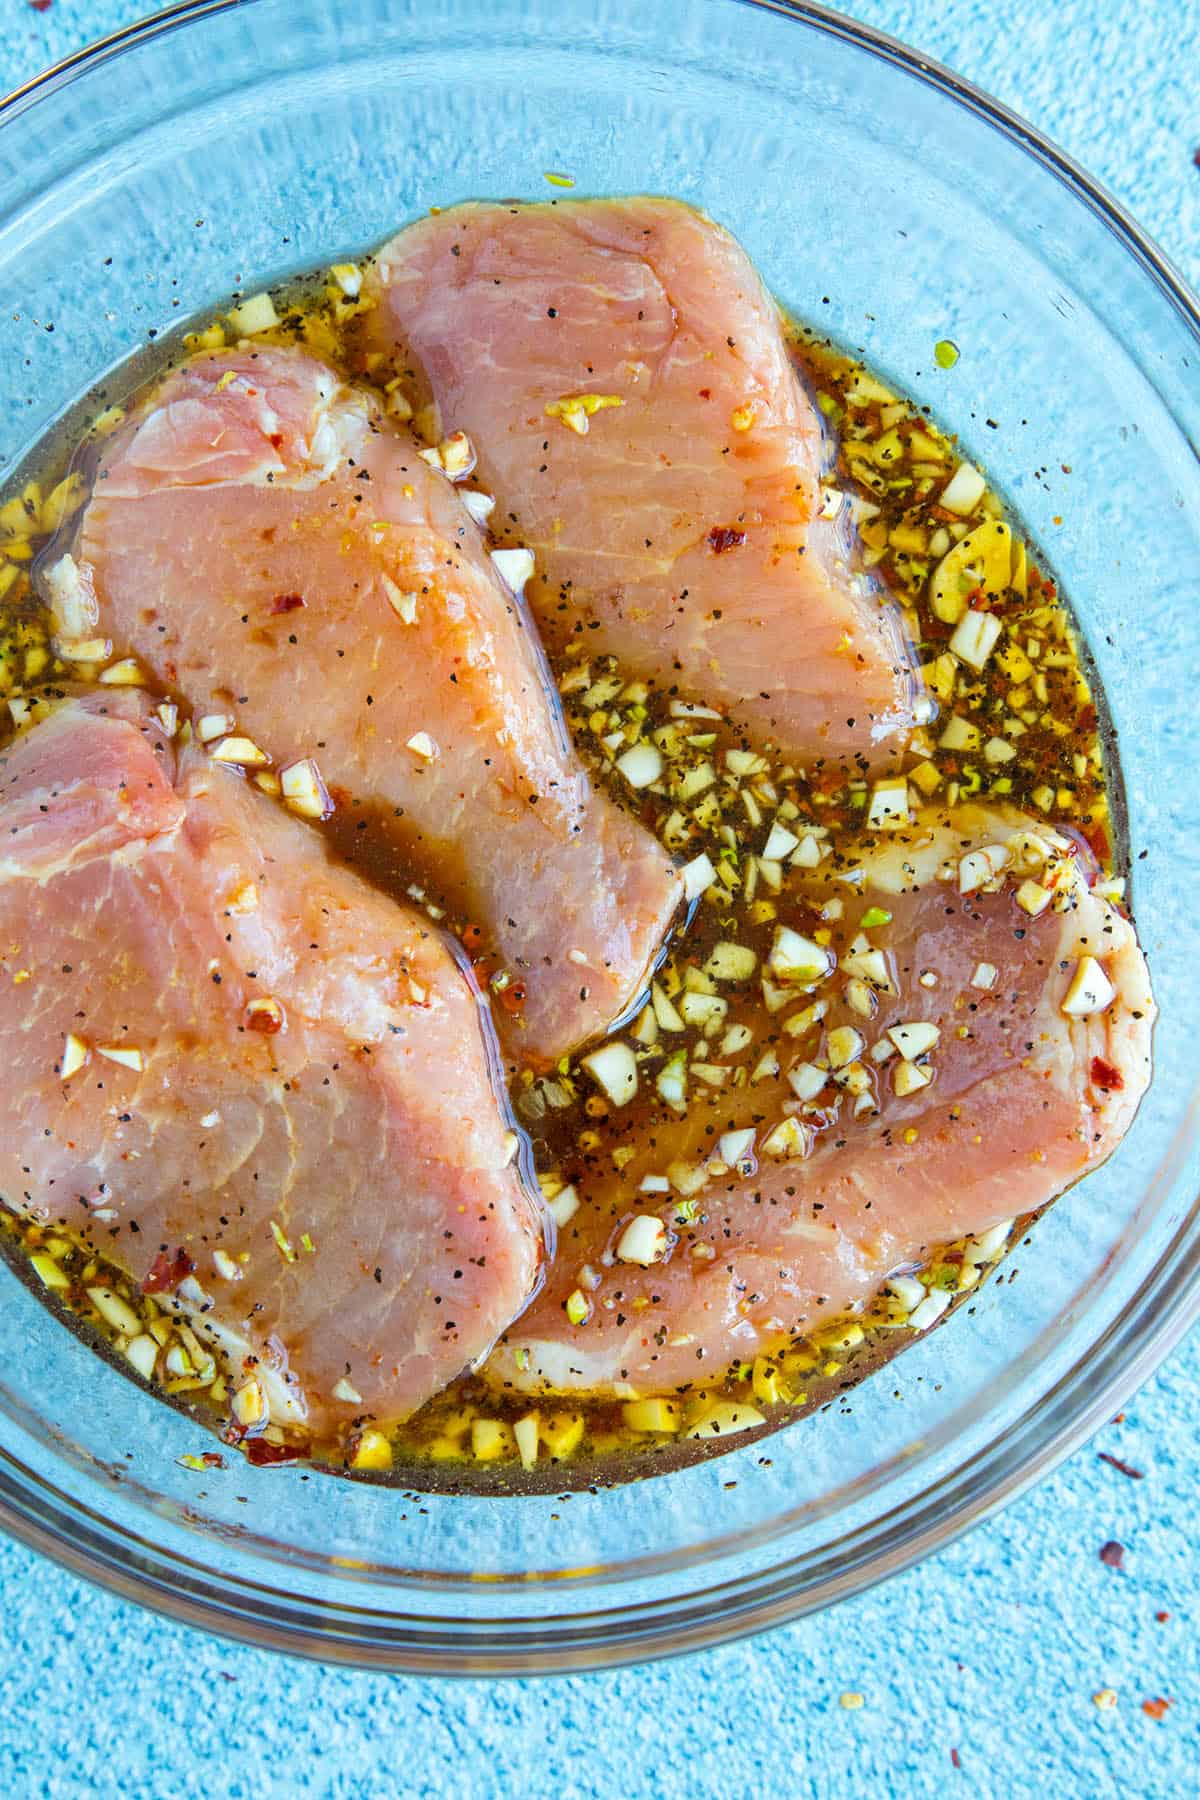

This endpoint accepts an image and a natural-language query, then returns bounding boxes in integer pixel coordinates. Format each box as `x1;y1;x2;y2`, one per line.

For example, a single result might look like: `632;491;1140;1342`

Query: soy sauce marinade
0;257;1122;1485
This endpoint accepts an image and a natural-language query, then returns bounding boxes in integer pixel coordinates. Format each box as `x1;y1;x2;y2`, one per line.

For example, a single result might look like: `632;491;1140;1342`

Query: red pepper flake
496;980;527;1016
698;388;712;399
950;1748;962;1770
246;1003;284;1034
243;1437;308;1466
28;1;53;12
142;1246;196;1294
460;923;486;955
1091;1056;1124;1092
270;592;305;614
1099;1451;1144;1479
1082;821;1112;864
1099;1539;1125;1570
199;1450;225;1469
1142;1696;1171;1721
707;526;747;554
1156;1610;1171;1623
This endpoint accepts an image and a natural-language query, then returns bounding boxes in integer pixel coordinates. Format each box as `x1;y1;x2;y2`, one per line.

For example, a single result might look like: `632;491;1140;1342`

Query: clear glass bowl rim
1;0;1198;1674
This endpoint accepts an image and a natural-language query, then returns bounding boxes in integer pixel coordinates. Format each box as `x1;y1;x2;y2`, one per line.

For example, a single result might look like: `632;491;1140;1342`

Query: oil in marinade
0;253;1128;1484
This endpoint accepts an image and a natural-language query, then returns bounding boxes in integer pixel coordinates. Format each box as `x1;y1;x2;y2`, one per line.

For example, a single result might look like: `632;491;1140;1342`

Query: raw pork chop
486;805;1154;1398
0;690;542;1441
60;345;680;1062
365;197;918;764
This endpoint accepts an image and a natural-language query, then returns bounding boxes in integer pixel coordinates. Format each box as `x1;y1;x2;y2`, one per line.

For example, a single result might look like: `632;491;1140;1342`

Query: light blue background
4;3;1199;1795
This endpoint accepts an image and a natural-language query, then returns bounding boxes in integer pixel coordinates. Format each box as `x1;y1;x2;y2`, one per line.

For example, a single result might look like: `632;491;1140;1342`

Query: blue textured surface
3;2;1199;1795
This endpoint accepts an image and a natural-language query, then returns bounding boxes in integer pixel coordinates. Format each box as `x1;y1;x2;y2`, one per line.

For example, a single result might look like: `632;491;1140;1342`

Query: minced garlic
544;393;624;436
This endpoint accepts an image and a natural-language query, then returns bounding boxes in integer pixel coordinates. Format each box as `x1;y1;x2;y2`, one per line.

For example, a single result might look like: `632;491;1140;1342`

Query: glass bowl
0;0;1197;1674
